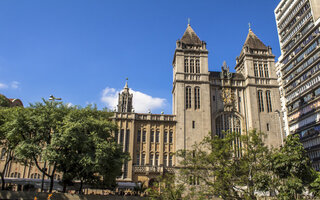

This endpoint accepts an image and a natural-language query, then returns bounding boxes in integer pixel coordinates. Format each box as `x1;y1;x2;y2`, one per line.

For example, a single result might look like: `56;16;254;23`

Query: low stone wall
0;191;146;200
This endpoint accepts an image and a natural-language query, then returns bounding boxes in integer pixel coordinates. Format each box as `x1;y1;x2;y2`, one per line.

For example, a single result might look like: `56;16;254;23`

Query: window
194;87;200;109
189;176;200;185
164;130;168;143
141;153;145;165
123;162;128;179
184;58;189;73
125;129;130;152
114;130;119;143
212;95;215;101
186;87;192;109
169;130;173;144
258;90;264;112
120;129;124;144
136;153;140;165
150;153;154;166
156;130;160;143
142;130;146;142
264;64;269;78
0;148;6;160
196;59;200;73
169;155;173;167
150;129;154;143
155;154;159;166
259;64;264;77
190;58;194;73
192;121;195;129
163;154;167;167
266;91;272;112
254;64;258;77
267;123;270;131
137;129;141;143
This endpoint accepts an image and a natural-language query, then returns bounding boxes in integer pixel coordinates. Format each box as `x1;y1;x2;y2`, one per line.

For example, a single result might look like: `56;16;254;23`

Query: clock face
222;88;233;104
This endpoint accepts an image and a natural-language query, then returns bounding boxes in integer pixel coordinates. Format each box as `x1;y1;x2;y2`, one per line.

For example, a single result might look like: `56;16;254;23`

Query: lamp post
41;95;61;192
275;110;284;146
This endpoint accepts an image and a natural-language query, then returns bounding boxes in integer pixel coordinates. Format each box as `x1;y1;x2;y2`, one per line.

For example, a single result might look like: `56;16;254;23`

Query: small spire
124;78;128;89
248;22;251;31
188;18;190;26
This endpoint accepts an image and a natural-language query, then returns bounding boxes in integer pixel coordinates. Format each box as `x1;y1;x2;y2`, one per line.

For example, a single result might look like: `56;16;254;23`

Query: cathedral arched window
215;113;242;157
264;64;269;78
190;58;194;73
194;87;200;109
266;90;272;112
257;90;264;112
196;58;200;73
186;86;192;109
184;58;189;73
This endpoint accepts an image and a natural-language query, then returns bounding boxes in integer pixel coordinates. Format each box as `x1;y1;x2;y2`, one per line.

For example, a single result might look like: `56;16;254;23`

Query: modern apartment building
275;0;320;170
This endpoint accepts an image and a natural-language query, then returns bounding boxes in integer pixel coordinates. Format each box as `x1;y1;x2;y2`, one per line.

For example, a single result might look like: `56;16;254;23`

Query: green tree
271;134;317;199
310;172;320;198
0;95;10;107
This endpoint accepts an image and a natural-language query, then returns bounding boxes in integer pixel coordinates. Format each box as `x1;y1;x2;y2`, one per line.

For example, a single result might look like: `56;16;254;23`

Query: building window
125;130;130;152
136;153;140;165
164;130;168;143
169;155;173;167
212;95;215;101
257;90;264;112
266;90;272;112
259;64;264;77
156;130;160;143
142;130;146;143
194;87;200;109
123;162;128;179
190;58;194;73
254;64;258;77
150;153;154;166
114;130;119;143
141;153;145;165
0;148;6;160
137;129;141;143
184;58;189;73
264;64;269;78
186;86;192;109
120;129;124;144
189;176;200;185
150;129;154;143
196;58;200;73
163;154;167;167
169;130;173;144
267;123;270;131
155;154;159;166
192;121;195;129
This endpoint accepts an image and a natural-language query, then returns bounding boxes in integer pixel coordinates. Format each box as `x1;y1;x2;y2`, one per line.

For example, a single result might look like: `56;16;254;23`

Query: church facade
113;24;283;186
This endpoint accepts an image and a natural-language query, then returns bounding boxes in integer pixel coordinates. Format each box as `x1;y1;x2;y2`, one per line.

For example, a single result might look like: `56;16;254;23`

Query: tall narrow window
186;87;192;109
141;153;145;165
192;121;195;129
259;64;264;77
163;154;167;167
184;58;189;73
169;155;173;167
156;130;160;143
266;91;272;112
150;129;154;143
258;90;264;112
123;162;128;179
164;130;168;143
150;153;154;166
264;64;269;78
254;64;258;77
137;129;141;143
169;130;173;144
120;129;124;144
136;153;140;165
155;154;159;166
190;58;194;73
114;130;119;143
196;58;200;73
142;130;146;143
194;87;200;109
125;129;130;152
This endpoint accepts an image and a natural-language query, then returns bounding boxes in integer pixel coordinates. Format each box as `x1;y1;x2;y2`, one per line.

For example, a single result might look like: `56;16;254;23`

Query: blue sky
0;0;281;114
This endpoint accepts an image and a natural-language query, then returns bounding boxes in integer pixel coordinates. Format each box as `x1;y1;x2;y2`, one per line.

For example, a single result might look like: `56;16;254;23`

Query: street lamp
41;95;62;192
275;110;284;146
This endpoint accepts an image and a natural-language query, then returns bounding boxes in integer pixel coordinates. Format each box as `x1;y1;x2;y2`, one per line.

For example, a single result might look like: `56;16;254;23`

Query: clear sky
0;0;281;114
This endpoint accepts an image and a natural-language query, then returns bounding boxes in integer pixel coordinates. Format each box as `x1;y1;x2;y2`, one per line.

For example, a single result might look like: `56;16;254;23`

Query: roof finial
188;18;190;26
124;77;128;89
248;22;251;31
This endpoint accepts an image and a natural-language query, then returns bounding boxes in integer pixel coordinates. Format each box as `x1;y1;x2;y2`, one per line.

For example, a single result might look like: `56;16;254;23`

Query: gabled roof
180;24;202;45
243;29;268;50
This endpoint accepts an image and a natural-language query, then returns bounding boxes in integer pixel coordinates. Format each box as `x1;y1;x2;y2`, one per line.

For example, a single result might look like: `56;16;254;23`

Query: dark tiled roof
209;71;221;78
233;73;245;80
180;25;202;45
243;29;268;50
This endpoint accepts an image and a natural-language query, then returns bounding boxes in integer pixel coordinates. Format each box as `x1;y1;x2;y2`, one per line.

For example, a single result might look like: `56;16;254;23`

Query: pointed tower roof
180;24;202;45
243;29;268;50
123;78;129;93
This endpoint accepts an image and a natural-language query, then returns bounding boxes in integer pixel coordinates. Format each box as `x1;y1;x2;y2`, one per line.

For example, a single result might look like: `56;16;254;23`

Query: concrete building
114;24;283;186
275;0;320;170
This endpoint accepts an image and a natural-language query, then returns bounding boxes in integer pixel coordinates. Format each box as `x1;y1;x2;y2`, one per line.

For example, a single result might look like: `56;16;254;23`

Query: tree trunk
49;164;57;193
1;151;13;190
0;173;5;190
63;182;67;193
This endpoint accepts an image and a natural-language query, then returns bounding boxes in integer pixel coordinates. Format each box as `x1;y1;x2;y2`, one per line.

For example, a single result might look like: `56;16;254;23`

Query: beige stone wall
310;0;320;23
